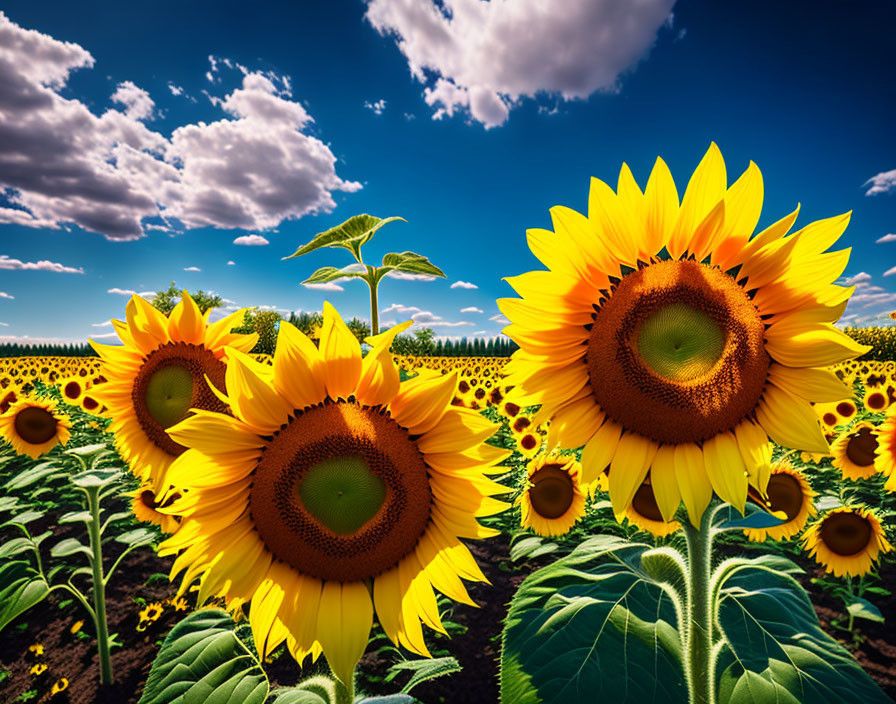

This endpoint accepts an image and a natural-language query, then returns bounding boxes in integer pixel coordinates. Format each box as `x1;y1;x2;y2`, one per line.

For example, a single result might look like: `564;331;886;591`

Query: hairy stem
87;488;113;685
369;277;380;337
334;671;355;704
683;510;715;704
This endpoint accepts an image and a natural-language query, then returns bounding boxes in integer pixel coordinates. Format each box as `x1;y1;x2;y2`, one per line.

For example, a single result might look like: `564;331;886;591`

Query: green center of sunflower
637;303;726;381
845;427;878;467
298;455;387;535
529;465;574;519
145;365;193;429
765;473;804;521
14;406;58;445
820;511;873;556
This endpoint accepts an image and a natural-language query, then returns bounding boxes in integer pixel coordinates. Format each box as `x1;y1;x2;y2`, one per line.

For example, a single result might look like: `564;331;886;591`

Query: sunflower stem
368;276;380;336
683;509;715;704
86;486;113;686
334;670;355;704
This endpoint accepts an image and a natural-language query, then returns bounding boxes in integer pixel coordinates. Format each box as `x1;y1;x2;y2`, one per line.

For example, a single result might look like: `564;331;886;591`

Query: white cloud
0;12;360;240
366;0;675;128
0;334;83;344
0;292;13;299
364;98;387;115
233;234;270;246
876;233;896;244
303;282;344;291
489;313;510;324
0;255;83;273
841;272;872;286
0;322;7;326
91;331;119;339
863;169;896;196
382;303;422;314
472;330;486;334
110;80;154;121
460;306;483;313
183;266;201;272
91;320;112;327
168;82;184;96
885;265;896;277
107;287;154;297
450;280;478;289
388;271;437;281
227;260;236;265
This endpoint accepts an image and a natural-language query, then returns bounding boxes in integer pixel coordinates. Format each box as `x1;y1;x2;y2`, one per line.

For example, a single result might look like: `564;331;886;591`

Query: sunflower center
586;259;769;444
631;482;664;522
765;473;803;521
298;455;387;534
14;406;58;445
529;465;574;519
845;427;878;467
249;400;432;582
820;512;873;556
132;342;228;457
637;303;726;381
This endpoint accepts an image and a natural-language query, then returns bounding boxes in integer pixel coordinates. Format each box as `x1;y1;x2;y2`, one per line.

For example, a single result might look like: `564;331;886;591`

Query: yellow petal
166;410;262;454
642;156;679;257
733;419;771;495
649;445;681;523
608;432;657;515
711;161;764;271
755;384;829;454
316;581;372;686
767;364;853;403
373;566;403;648
416;407;498;454
168;291;204;345
668;143;727;259
223;348;293;431
356;321;413;406
547;393;605;450
587;177;638;268
249;567;286;658
580;417;622;486
765;321;871;368
701;432;747;513
273;322;327;410
673;444;712;528
320;301;362;400
125;295;169;354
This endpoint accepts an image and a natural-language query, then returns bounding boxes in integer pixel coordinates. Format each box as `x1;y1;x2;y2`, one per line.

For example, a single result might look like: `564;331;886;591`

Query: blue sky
0;0;894;344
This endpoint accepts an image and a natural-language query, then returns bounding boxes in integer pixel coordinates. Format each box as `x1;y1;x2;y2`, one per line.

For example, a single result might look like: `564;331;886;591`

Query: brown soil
1;534;893;703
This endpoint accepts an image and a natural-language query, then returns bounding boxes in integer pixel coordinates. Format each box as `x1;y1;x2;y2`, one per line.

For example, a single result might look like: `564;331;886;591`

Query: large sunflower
156;304;509;684
744;461;815;542
90;293;257;489
802;506;892;577
0;396;71;458
499;144;867;526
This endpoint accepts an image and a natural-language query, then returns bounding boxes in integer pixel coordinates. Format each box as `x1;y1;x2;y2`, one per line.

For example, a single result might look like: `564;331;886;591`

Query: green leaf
1;510;45;527
267;689;328;704
5;462;63;490
138;608;268;704
0;496;21;513
387;656;462;694
284;215;406;261
0;561;50;632
500;535;686;704
50;538;93;559
846;598;884;623
715;503;784;530
715;555;891;703
66;443;108;457
59;510;92;524
379;251;446;278
358;697;422;704
0;537;34;560
302;263;368;285
115;528;156;546
71;469;120;489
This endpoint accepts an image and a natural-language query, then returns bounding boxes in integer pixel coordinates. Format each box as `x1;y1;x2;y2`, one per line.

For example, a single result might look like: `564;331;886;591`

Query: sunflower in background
519;454;586;537
500;144;867;526
0;396;71;458
876;403;896;491
620;478;681;537
802;506;892;577
156;304;509;685
744;461;815;542
90;292;257;490
831;422;879;480
130;485;180;533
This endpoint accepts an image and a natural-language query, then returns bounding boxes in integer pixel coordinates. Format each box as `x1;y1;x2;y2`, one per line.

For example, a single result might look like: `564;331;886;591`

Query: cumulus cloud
450;280;477;289
364;98;387;115
0;255;83;273
876;233;896;244
303;282;344;291
388;271;437;281
168;82;184;96
226;260;236;265
0;12;360;240
183;266;201;272
233;234;270;246
91;320;112;327
489;313;510;324
365;0;675;128
107;287;154;297
382;303;422;314
885;266;896;277
841;272;872;286
460;306;483;313
863;169;896;196
0;292;13;299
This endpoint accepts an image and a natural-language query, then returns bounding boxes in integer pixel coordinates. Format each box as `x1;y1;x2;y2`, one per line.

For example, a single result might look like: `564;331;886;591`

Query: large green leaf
284;215;406;261
138;608;268;704
378;252;445;281
715;555;891;703
5;461;64;490
302;263;369;285
0;560;50;632
500;535;687;704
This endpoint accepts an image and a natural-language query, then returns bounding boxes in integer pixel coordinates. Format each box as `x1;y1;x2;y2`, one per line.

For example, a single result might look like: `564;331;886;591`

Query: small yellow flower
30;663;48;676
70;619;84;635
140;602;164;621
28;643;44;656
51;678;69;696
167;596;189;612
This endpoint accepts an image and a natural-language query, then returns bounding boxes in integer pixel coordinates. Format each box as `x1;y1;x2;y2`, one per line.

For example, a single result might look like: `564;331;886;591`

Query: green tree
283;214;445;335
151;281;222;315
346;317;371;343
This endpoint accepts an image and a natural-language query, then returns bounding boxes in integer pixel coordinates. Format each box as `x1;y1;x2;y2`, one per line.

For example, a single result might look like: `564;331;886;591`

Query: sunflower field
2;147;896;704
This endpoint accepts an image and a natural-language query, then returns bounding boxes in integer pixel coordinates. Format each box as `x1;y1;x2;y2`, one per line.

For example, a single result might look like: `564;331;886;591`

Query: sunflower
861;386;890;413
0;396;71;458
876;404;896;491
518;454;586;536
156;303;509;684
90;292;258;490
744;461;815;542
802;506;892;577
831;422;879;480
499;144;867;526
130;485;181;533
58;376;85;406
50;678;69;696
620;478;681;537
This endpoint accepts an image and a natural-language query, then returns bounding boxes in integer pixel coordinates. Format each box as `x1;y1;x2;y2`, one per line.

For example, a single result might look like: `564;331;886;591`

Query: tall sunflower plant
498;145;893;704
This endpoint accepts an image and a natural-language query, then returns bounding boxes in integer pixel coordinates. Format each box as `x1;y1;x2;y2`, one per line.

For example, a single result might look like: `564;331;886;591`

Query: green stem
334;670;355;704
683;510;715;704
369;277;379;337
87;488;113;685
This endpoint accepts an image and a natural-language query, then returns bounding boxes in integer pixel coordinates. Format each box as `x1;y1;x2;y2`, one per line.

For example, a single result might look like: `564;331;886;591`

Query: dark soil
1;533;894;704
